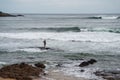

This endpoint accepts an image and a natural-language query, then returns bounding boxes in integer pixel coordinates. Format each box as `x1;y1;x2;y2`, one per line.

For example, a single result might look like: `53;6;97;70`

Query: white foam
0;62;7;65
96;15;119;19
19;48;47;52
102;16;118;19
60;61;103;80
0;32;120;42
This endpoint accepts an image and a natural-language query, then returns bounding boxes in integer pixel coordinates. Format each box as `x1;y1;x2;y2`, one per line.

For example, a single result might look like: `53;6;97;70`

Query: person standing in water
43;40;46;48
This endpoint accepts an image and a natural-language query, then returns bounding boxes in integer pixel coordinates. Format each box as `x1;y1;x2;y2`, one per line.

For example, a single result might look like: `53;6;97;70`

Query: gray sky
0;0;120;13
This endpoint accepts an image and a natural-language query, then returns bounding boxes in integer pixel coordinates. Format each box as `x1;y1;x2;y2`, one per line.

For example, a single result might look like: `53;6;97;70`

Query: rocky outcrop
0;11;23;17
0;62;44;80
94;70;120;80
79;59;97;67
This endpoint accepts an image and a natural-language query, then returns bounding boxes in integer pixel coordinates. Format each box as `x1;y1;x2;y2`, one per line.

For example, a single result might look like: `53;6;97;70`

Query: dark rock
0;11;23;17
88;59;97;64
103;76;115;80
94;71;107;76
79;61;89;67
17;14;24;16
79;59;97;67
0;62;44;80
34;62;46;69
56;63;62;67
38;47;51;50
16;76;32;80
80;69;85;72
0;11;16;17
94;70;120;80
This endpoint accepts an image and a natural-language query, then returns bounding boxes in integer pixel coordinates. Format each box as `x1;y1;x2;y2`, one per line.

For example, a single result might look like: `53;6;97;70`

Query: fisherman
43;40;46;48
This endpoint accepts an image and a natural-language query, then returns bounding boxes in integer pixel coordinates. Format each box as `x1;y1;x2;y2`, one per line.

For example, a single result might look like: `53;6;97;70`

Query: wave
17;27;120;33
108;29;120;33
87;16;102;19
87;28;120;33
18;27;80;32
0;32;120;42
74;27;120;34
86;16;120;19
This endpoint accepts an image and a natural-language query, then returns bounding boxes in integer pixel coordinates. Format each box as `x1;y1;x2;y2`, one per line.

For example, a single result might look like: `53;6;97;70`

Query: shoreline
0;62;120;80
43;69;88;80
0;68;88;80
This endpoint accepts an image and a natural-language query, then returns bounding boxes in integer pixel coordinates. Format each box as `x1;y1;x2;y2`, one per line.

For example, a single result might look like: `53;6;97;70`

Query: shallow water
0;14;120;79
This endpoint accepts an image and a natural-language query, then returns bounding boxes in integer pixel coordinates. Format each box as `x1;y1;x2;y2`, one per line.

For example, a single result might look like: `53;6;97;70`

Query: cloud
0;0;120;13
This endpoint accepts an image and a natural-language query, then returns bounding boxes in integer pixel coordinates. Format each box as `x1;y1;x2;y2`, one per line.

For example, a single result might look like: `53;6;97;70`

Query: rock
38;47;51;50
16;76;32;80
103;76;115;80
79;59;97;67
56;63;62;67
0;62;44;80
88;59;97;64
0;11;16;17
17;14;24;16
79;61;89;67
0;11;23;17
34;62;46;69
80;69;85;72
94;70;120;80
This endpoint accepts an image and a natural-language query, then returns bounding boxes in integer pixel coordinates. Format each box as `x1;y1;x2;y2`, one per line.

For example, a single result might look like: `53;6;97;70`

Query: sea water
0;14;120;79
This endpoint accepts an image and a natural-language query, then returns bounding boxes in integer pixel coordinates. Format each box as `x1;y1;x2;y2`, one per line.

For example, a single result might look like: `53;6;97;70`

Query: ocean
0;14;120;80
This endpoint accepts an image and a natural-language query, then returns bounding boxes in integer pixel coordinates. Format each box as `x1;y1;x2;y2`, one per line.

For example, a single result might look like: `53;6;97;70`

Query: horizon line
1;11;120;14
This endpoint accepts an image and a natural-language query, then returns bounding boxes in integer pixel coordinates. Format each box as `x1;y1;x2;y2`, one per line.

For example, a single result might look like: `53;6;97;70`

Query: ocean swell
18;27;80;32
16;27;120;33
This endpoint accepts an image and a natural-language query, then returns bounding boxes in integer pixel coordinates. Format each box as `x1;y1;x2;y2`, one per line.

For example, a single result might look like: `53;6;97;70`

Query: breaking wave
87;16;120;19
0;32;120;42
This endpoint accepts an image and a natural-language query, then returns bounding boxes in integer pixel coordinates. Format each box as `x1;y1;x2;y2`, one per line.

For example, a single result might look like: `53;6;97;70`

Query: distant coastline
0;11;23;17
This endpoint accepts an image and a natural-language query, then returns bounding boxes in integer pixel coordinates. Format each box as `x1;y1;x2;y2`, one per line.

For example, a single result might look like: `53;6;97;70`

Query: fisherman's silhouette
43;40;46;48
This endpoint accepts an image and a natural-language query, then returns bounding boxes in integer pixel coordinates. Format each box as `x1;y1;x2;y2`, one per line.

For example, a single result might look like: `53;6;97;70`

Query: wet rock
94;70;120;80
56;63;62;67
34;62;46;69
88;59;97;64
38;47;51;50
79;59;97;67
17;14;24;16
80;69;85;72
79;61;89;67
0;11;23;17
0;62;44;80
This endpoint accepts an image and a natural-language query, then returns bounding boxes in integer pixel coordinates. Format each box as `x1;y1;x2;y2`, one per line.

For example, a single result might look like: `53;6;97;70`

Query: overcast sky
0;0;120;13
